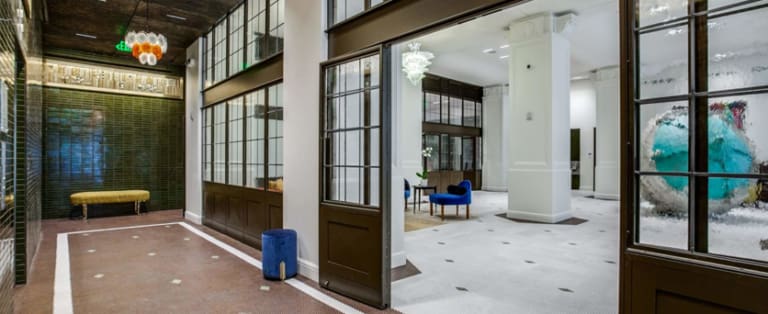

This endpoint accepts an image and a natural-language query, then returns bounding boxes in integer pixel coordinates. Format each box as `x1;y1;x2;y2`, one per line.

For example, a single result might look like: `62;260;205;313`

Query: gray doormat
392;259;422;282
495;213;588;225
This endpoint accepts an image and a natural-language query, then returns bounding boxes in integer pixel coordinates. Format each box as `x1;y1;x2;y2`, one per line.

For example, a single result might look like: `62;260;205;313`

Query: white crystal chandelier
402;42;434;85
125;0;167;66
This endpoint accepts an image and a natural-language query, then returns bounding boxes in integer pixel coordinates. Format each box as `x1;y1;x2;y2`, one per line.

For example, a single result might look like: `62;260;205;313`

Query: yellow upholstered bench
70;190;150;220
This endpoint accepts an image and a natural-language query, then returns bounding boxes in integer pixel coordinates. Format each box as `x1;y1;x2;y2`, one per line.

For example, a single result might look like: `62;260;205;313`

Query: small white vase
419;179;428;186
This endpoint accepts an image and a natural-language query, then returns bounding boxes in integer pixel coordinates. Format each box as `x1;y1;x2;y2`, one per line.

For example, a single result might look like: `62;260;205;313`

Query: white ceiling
410;0;620;87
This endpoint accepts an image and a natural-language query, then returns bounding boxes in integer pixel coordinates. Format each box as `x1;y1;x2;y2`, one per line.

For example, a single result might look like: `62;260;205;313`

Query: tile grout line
177;222;363;314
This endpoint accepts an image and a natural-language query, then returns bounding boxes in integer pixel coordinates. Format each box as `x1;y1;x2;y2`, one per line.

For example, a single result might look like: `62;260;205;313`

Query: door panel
319;47;390;309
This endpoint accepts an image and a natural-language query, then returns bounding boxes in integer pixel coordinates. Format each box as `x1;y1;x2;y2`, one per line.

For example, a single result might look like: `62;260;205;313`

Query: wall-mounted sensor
526;64;533;70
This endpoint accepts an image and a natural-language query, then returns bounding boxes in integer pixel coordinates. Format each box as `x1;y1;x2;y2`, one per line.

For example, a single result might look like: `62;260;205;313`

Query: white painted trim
53;222;362;314
391;251;407;269
184;211;202;225
298;258;320;282
483;185;508;192
53;234;73;314
505;210;573;224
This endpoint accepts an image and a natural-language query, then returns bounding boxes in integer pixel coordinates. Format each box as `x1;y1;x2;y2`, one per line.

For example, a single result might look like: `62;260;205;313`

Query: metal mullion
695;172;768;180
243;0;249;70
242;95;247;187
265;0;272;57
325;125;379;133
690;0;709;254
327;86;379;98
635;170;694;177
694;84;768;98
636;19;689;34
705;0;768;19
225;14;230;79
635;94;690;105
264;86;270;191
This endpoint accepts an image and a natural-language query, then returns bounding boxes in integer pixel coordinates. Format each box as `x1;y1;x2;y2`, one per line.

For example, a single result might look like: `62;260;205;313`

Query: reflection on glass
708;177;768;262
213;104;227;183
214;21;227;83
637;0;688;27
639;101;689;172
268;0;285;56
638;175;689;249
229;5;245;76
424;92;440;123
462;137;474;170
205;32;214;88
638;27;689;99
204;107;213;181
246;90;265;189
450;97;462;126
708;6;768;91
228;98;244;185
323;55;381;206
248;0;268;65
424;135;439;171
463;101;476;127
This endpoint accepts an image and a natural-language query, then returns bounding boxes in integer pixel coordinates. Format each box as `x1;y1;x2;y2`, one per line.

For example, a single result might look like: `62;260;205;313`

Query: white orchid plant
416;147;433;181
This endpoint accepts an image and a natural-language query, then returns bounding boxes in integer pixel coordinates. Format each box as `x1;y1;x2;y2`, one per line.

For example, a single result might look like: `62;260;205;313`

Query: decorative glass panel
638;101;689;172
638;27;689;99
638;175;689;250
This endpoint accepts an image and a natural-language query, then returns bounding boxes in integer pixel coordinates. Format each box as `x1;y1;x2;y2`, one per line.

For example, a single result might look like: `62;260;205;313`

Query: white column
593;66;620;200
388;43;422;269
283;0;325;282
184;39;203;224
506;13;574;223
482;85;509;191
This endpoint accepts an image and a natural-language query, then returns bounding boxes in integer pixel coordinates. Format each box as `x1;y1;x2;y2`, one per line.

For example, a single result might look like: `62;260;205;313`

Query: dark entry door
621;0;768;312
319;47;391;309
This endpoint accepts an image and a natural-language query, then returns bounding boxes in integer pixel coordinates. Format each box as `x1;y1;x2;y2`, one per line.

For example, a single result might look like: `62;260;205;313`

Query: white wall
283;0;325;282
482;85;509;191
184;39;203;224
570;79;596;191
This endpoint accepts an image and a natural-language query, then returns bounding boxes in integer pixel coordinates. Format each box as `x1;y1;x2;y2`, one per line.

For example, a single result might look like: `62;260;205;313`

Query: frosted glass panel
638;175;689;250
707;5;768;91
638;27;689;98
638;101;689;172
637;0;688;27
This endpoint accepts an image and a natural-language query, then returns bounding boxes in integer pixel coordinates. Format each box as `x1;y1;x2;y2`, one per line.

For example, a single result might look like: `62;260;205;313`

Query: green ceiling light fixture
115;40;131;53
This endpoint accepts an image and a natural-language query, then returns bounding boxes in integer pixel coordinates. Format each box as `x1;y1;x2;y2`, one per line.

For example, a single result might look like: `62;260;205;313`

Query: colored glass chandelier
124;0;167;65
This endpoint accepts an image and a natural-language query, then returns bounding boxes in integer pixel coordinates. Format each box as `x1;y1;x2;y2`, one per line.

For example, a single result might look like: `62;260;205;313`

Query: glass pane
638;27;689;99
228;98;244;185
367;168;380;206
424;135;439;172
707;95;766;176
463;101;476;127
333;0;365;25
268;0;285;55
246;90;266;189
229;5;245;76
440;95;449;124
708;177;768;262
205;32;214;88
476;102;483;128
637;0;689;28
369;128;379;167
708;6;768;91
475;136;482;170
440;134;450;170
450;97;462;125
369;89;380;127
268;109;283;192
638;175;689;250
450;136;461;170
424;92;440;123
213;104;227;183
462;137;474;170
638;101;689;172
247;0;267;65
204;107;213;181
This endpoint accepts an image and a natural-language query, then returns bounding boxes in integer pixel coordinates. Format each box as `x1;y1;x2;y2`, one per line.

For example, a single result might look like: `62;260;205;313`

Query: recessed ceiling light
75;33;97;39
499;44;510;49
166;14;187;21
483;48;496;54
499;55;509;59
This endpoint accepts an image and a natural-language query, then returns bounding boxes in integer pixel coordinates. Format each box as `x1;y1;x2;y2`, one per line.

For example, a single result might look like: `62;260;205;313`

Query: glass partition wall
633;0;768;267
203;82;284;192
203;0;285;88
421;74;483;191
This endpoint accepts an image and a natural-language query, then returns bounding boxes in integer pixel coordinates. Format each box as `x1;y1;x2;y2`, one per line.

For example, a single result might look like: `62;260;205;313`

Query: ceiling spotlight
483;48;496;54
166;14;187;21
499;55;509;59
499;44;510;49
75;33;97;39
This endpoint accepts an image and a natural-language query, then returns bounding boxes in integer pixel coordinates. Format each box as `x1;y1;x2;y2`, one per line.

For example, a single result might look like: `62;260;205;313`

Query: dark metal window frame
202;81;284;195
321;48;384;209
629;0;768;273
326;0;394;29
203;0;285;92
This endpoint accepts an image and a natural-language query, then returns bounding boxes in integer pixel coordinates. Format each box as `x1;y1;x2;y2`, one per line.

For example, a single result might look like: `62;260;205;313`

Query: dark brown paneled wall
203;183;282;249
42;88;185;218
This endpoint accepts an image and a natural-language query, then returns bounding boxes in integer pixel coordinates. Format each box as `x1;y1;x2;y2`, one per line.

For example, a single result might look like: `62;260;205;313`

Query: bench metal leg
440;204;445;221
82;204;88;221
134;201;140;215
466;204;470;219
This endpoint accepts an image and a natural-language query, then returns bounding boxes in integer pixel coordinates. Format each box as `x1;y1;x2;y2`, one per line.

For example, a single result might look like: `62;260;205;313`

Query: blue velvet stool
261;229;298;280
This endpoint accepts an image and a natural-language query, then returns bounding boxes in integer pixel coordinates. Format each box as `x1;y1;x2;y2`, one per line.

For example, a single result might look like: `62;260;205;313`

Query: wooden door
319;47;391;309
620;0;768;312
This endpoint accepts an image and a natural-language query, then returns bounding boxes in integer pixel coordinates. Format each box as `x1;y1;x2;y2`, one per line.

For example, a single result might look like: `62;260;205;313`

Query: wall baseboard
392;250;406;269
184;211;202;225
505;209;572;224
483;185;508;192
299;258;319;282
594;192;620;201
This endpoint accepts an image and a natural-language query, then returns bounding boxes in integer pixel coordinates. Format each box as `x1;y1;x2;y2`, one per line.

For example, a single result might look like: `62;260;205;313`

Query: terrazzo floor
393;191;620;314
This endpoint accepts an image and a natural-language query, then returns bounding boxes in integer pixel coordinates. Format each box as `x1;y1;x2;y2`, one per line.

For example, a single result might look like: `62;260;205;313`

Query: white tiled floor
392;191;620;314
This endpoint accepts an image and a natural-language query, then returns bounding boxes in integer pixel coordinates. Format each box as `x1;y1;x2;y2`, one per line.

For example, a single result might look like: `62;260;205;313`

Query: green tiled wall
43;87;185;219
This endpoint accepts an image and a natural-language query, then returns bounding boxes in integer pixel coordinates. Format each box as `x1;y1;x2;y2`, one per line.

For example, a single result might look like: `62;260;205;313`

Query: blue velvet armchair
404;179;411;211
429;180;472;220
